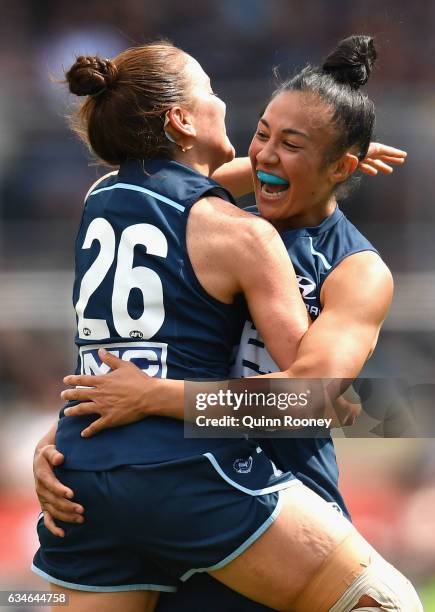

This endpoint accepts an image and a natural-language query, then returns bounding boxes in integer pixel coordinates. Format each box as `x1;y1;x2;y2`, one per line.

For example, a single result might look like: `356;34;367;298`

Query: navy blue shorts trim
32;441;299;592
31;562;177;593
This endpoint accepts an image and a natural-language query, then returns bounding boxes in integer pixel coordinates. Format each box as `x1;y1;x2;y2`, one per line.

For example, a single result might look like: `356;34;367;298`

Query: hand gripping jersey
232;205;379;517
56;158;246;469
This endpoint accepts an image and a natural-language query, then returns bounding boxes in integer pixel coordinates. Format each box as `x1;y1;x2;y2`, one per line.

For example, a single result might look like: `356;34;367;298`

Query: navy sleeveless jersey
232;205;379;516
57;158;246;469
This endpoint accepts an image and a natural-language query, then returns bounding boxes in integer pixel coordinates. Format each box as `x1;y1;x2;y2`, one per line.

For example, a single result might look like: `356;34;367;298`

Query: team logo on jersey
233;456;253;474
296;275;316;300
83;327;91;337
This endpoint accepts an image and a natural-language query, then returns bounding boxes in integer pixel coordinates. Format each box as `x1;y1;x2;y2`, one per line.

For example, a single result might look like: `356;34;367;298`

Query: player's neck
172;151;214;178
272;196;337;232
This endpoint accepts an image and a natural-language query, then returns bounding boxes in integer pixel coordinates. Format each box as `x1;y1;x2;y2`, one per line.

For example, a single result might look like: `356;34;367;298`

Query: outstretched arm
211;157;253;197
62;252;392;433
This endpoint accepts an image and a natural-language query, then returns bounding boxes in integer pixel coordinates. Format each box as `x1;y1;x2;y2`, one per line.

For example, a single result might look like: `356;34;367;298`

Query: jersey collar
279;206;343;239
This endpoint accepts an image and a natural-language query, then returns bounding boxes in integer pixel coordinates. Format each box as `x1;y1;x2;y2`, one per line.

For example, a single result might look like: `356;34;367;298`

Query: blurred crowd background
0;0;434;608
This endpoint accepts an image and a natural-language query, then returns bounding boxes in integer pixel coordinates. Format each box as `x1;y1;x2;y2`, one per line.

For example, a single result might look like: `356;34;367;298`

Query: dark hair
273;35;377;197
65;42;191;166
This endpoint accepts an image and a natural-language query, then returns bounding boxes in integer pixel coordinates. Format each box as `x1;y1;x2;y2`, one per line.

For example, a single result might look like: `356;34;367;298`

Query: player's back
57;158;245;470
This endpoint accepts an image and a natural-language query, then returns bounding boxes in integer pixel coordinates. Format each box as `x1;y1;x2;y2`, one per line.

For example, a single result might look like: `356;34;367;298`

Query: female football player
33;37;421;611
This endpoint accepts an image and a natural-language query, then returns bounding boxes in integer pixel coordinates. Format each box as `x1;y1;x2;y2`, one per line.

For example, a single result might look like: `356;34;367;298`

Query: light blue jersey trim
203;451;300;496
31;563;177;593
309;236;332;270
181;491;283;581
88;182;186;212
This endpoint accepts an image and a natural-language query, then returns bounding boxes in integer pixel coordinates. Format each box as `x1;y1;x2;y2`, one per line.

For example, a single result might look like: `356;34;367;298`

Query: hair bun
65;55;117;96
322;35;377;89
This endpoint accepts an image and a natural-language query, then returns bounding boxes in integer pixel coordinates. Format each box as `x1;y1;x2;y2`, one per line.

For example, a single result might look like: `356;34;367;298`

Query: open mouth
257;170;290;199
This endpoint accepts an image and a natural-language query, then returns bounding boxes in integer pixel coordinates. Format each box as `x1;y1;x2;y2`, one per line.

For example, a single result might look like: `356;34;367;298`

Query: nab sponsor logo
296;275;316;300
233;456;253;474
79;342;167;378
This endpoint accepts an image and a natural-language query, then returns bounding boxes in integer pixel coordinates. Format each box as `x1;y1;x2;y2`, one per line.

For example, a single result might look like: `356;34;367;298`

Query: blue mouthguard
257;171;289;186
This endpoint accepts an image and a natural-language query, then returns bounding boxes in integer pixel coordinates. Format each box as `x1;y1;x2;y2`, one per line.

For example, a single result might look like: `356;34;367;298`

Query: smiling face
249;90;342;229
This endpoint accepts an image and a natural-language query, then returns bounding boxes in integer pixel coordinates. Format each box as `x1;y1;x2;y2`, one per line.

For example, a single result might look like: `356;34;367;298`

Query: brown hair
65;43;190;166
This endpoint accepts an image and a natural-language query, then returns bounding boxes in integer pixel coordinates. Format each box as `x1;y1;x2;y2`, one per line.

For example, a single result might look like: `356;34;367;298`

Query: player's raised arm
211;157;254;196
359;142;407;175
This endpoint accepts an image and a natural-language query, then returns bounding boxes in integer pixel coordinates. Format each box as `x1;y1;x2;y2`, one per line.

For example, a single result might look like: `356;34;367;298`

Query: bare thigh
50;583;159;612
210;483;355;611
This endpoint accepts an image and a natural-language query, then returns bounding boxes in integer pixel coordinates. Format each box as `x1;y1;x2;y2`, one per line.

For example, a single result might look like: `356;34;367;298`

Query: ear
165;106;197;142
329;153;359;185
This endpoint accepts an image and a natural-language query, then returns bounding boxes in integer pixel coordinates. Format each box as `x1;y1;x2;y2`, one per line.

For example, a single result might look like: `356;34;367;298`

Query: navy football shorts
32;441;299;592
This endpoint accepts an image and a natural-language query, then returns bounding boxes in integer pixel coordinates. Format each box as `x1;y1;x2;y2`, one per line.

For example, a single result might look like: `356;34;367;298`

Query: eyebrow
259;118;309;139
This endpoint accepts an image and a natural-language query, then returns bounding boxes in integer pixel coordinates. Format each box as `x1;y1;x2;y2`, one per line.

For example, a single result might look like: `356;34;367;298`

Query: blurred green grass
420;580;435;611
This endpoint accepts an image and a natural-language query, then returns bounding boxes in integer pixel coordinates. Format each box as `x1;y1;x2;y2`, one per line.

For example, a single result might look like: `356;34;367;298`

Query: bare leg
50;583;159;612
210;483;422;612
210;483;354;610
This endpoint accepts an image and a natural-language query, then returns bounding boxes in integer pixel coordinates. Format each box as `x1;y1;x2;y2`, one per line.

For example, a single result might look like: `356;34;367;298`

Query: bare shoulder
330;250;393;289
186;196;289;302
322;250;394;316
189;196;279;247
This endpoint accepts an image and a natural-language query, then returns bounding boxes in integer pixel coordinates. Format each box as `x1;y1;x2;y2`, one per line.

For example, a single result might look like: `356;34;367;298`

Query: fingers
38;484;84;515
61;387;97;402
64;402;99;417
377;155;406;165
41;444;65;468
98;348;126;369
63;374;100;387
63;350;129;388
42;502;85;525
43;511;65;538
81;417;111;438
359;158;396;176
37;447;73;500
36;466;74;500
359;162;378;176
368;142;407;159
365;158;394;174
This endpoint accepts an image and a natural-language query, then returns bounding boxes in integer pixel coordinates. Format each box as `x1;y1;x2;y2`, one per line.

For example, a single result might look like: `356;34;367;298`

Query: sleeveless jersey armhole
318;247;380;293
181;187;239;309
